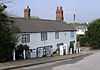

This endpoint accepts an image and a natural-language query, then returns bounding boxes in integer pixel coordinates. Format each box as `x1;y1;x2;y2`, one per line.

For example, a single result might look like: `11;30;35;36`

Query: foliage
0;5;18;61
78;35;88;46
86;19;100;49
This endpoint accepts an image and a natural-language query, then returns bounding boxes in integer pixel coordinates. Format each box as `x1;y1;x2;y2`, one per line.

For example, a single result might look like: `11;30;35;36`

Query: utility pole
73;13;76;22
73;8;76;22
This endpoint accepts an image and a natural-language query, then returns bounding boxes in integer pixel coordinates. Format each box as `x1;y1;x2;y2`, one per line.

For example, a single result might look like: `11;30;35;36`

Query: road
12;51;100;70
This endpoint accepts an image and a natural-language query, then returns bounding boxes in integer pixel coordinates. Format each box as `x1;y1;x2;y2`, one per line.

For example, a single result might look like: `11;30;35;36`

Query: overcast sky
6;0;100;23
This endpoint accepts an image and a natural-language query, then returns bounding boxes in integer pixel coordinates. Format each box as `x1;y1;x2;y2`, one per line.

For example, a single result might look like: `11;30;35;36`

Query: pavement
0;49;96;70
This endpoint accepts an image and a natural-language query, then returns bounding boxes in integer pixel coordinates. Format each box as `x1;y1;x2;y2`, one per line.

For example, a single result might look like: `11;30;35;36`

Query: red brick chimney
60;6;64;21
56;6;60;20
56;6;64;21
24;6;31;18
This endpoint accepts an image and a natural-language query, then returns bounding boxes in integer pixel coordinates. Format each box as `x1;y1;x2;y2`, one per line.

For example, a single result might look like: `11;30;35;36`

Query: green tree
79;35;88;46
0;4;18;61
86;19;100;49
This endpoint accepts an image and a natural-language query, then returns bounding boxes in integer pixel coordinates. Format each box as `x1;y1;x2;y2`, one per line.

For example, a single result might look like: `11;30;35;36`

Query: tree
79;35;88;46
0;4;18;61
86;19;100;49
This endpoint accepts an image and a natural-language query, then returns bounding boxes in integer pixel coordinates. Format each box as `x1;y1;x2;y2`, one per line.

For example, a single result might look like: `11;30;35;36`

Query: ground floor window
30;49;37;58
30;45;53;58
44;45;52;56
37;47;44;57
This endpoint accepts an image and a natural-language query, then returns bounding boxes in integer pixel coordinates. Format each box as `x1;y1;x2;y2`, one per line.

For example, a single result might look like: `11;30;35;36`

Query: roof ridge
10;17;65;22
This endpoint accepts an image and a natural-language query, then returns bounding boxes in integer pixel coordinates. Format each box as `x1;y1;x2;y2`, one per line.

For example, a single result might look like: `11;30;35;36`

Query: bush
86;19;100;49
79;35;88;46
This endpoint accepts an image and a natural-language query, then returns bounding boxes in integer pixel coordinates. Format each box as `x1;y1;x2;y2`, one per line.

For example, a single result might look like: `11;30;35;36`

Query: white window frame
21;33;30;43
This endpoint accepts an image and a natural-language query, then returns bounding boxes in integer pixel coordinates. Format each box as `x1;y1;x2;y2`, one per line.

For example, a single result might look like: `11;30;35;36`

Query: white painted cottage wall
69;32;77;50
17;31;76;54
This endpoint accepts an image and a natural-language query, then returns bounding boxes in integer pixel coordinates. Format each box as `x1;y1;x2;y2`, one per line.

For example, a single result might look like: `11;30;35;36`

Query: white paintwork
30;49;37;58
23;50;26;59
76;30;85;35
17;31;76;57
64;44;68;54
37;48;44;57
78;48;81;53
69;32;77;51
76;24;88;35
70;48;73;54
76;48;80;54
59;45;64;56
13;49;16;61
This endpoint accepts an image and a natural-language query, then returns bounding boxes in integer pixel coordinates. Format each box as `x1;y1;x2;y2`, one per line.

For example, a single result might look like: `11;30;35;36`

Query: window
70;32;75;38
44;45;52;56
41;32;47;41
55;32;59;39
21;34;30;43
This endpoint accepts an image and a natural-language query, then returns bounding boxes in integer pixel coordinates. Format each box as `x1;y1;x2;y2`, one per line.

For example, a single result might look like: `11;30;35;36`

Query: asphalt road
12;54;88;70
53;51;100;70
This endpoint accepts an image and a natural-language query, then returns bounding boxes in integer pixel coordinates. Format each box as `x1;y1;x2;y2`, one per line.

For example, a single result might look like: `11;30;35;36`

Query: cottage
11;17;77;60
11;6;77;60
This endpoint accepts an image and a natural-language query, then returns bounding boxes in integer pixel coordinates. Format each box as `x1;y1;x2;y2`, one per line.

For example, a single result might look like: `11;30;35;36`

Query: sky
6;0;100;23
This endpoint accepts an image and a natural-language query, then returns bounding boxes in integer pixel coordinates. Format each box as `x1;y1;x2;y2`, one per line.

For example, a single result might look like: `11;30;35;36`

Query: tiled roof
11;17;76;33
